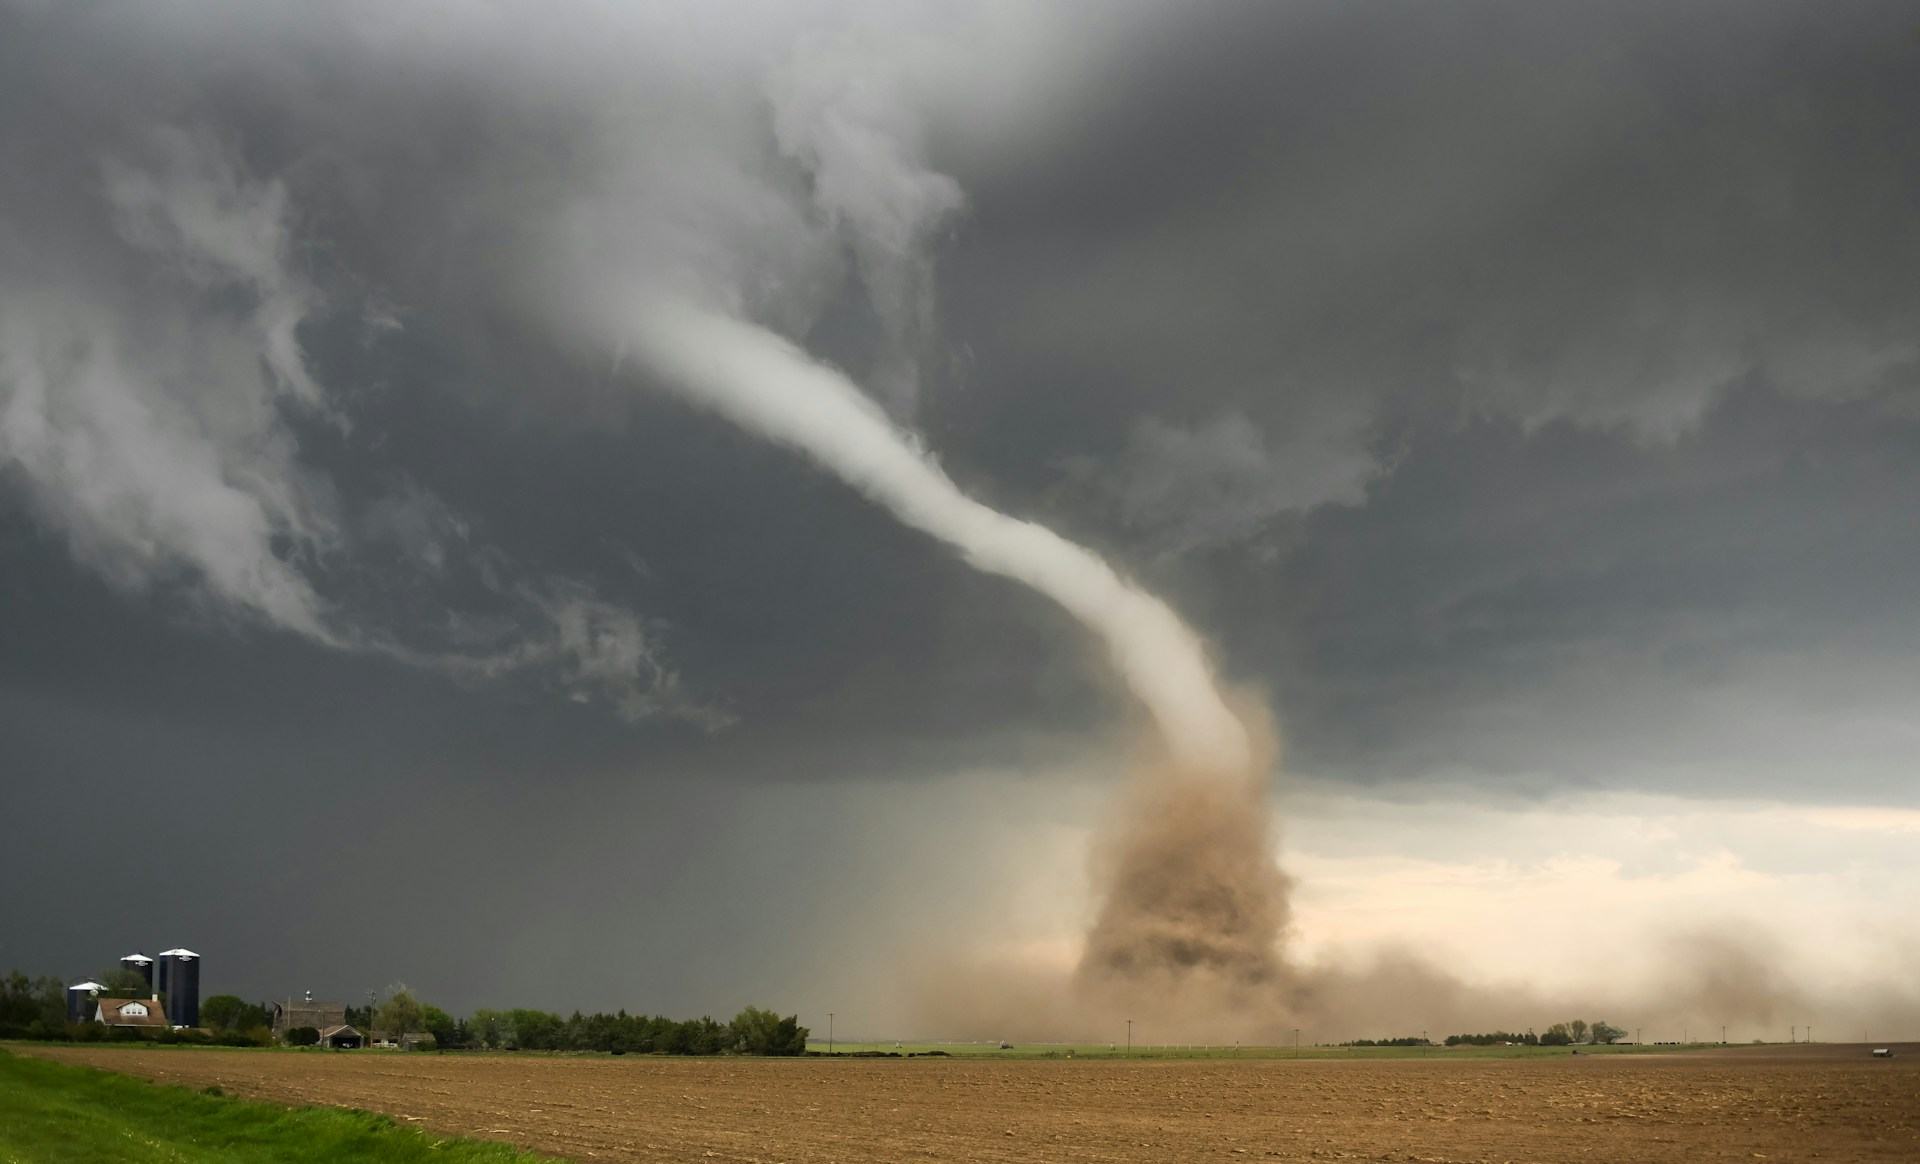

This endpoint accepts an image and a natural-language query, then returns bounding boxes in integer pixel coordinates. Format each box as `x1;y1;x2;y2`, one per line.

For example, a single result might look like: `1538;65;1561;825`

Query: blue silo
157;948;200;1027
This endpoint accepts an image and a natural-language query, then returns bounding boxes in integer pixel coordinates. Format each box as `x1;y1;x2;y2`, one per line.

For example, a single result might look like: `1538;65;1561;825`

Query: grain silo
120;953;154;995
157;948;200;1027
66;980;106;1024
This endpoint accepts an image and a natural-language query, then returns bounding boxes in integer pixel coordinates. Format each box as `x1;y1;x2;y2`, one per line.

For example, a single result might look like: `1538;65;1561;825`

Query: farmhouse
95;997;169;1029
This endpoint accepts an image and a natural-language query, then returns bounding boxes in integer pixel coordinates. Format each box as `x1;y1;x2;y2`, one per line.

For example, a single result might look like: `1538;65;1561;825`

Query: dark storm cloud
1223;380;1920;799
939;0;1920;482
2;0;1917;1017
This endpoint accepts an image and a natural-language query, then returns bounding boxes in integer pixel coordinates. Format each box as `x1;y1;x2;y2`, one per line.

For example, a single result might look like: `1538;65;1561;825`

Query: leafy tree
1540;1023;1573;1046
730;1006;809;1056
1569;1019;1589;1044
98;966;151;996
1590;1020;1626;1044
507;1008;564;1050
286;1026;320;1046
201;995;267;1032
422;1005;459;1049
374;989;425;1036
469;1009;508;1050
0;972;65;1033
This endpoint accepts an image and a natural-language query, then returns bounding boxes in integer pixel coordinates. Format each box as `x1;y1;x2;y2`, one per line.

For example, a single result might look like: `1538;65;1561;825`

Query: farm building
272;996;347;1040
317;1024;364;1049
95;998;169;1029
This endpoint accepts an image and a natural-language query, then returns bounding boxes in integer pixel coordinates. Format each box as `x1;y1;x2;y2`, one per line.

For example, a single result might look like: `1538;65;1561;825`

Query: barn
272;996;347;1041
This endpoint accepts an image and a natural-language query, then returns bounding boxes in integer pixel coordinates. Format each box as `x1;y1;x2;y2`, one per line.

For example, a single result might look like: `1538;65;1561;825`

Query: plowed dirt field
20;1043;1918;1162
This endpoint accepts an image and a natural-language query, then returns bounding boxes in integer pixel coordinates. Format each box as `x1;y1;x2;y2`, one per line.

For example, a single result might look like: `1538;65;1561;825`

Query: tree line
419;998;807;1055
1444;1019;1626;1046
338;988;807;1055
1339;1036;1433;1047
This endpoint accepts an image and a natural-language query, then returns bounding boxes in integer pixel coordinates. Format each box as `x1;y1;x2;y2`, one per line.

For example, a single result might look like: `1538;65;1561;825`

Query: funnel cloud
626;303;1251;777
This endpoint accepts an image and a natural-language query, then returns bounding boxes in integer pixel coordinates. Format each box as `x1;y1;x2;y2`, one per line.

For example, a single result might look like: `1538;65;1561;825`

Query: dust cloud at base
908;917;1920;1047
899;712;1920;1045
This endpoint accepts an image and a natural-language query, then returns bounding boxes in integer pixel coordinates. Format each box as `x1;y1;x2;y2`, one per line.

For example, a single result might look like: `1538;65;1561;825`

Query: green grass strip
0;1049;559;1163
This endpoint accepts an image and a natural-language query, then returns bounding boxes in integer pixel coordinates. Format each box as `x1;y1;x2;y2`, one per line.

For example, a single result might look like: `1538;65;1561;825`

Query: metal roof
120;953;153;963
158;948;199;958
69;981;107;991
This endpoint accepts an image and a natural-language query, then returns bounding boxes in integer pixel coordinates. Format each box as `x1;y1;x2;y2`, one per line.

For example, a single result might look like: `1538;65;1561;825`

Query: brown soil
19;1043;1920;1162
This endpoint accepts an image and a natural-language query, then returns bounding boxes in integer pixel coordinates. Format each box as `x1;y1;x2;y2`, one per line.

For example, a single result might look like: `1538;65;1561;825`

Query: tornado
631;301;1251;777
625;299;1289;1009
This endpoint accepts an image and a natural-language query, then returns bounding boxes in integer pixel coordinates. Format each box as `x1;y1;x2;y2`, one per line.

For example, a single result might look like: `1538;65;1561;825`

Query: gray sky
3;1;1917;1038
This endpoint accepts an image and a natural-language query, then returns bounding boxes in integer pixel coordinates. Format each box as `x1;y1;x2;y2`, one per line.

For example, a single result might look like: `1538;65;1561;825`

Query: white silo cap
158;948;200;958
69;980;107;991
121;953;153;963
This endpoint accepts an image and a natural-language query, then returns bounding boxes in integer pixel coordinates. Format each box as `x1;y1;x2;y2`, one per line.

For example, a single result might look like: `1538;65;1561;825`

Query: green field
0;1048;556;1163
806;1039;1696;1059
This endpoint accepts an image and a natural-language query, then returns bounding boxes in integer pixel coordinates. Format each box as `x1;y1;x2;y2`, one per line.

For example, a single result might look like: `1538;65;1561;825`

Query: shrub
729;1006;809;1056
285;1026;320;1047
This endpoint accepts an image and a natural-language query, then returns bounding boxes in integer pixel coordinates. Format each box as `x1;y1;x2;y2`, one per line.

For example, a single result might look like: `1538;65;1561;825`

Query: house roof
275;1000;347;1031
318;1024;362;1039
97;998;169;1027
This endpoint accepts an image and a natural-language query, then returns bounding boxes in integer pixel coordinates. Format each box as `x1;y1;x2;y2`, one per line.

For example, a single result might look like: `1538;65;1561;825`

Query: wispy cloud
0;124;718;726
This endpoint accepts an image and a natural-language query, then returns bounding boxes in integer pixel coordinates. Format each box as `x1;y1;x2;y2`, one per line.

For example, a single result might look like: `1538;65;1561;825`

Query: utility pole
1293;1028;1300;1059
828;1012;834;1056
1721;1025;1726;1045
1126;1019;1132;1058
1790;1025;1796;1044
